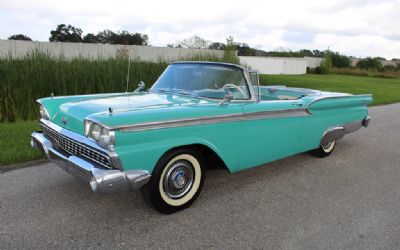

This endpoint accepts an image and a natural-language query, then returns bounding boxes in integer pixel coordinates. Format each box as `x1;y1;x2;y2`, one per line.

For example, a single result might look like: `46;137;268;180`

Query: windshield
150;63;250;100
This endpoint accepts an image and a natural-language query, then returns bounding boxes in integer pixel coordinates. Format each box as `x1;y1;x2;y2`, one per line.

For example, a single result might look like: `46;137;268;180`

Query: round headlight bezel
85;120;115;150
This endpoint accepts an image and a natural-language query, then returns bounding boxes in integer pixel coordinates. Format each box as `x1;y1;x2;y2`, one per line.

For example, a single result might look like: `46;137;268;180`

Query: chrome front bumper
31;132;150;194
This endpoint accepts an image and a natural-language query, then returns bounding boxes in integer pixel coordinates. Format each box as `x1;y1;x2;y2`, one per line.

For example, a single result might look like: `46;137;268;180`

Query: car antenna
125;48;132;109
125;52;131;93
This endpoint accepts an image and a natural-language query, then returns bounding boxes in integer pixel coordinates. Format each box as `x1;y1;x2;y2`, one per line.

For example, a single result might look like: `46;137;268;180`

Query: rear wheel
142;148;205;214
310;141;336;158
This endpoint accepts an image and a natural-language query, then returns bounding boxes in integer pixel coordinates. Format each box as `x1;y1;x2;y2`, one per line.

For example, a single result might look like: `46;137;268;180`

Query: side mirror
136;81;146;92
220;91;233;105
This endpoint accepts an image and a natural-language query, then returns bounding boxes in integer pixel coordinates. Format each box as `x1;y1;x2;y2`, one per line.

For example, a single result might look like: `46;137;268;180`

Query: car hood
47;92;219;135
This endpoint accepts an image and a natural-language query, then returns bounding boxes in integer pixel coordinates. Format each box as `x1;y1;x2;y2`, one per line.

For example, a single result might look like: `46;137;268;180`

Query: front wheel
310;141;336;158
142;148;205;214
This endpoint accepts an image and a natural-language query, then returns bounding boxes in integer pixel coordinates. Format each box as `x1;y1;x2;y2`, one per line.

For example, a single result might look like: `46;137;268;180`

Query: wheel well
163;144;230;173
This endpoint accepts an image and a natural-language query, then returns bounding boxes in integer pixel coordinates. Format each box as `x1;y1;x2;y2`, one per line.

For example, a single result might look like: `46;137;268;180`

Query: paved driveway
1;103;400;250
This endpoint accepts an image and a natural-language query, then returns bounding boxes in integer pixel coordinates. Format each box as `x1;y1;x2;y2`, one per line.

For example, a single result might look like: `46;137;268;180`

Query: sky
0;0;399;59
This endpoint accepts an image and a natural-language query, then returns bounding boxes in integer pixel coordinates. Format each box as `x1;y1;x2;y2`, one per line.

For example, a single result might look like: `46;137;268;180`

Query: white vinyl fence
1;39;325;74
303;56;324;69
0;39;224;62
239;56;309;74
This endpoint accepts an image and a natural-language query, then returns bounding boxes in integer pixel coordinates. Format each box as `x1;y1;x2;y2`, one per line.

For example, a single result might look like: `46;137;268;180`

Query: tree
312;50;325;58
356;57;383;70
235;43;257;56
319;54;332;74
223;36;239;64
208;42;226;50
299;49;314;57
82;33;100;43
96;30;116;44
8;34;32;41
49;24;82;42
114;31;148;45
175;35;210;49
328;52;351;68
95;30;148;45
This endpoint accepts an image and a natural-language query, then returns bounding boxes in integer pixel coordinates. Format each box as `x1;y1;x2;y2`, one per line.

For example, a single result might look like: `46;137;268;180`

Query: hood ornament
61;117;68;125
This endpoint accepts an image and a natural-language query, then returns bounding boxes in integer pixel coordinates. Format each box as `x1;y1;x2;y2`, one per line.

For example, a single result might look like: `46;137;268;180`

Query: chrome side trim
117;113;243;132
115;108;309;132
320;116;370;146
242;108;308;120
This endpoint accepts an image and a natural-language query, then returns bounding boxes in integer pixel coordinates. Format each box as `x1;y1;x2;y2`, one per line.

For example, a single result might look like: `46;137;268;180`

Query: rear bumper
362;116;371;127
31;132;150;194
321;116;371;146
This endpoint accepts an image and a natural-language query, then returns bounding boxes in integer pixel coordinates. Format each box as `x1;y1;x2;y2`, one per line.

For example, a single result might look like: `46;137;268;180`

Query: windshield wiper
173;89;193;96
150;88;173;94
151;88;199;98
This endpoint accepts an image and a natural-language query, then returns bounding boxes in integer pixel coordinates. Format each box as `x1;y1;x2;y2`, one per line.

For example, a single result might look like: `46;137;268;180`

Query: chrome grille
41;124;112;169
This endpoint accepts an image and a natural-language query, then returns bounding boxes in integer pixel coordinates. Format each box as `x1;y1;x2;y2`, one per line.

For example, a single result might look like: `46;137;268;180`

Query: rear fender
301;94;372;150
307;94;372;114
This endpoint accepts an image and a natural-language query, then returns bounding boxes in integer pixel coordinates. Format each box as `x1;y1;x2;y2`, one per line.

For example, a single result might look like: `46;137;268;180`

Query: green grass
260;74;400;106
0;121;43;167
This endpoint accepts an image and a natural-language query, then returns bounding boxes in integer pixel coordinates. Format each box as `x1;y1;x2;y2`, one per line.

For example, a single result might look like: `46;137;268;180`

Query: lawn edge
0;159;49;173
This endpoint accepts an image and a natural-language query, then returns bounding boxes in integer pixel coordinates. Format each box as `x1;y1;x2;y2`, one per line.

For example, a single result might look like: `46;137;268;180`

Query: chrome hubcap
174;173;186;188
163;160;194;199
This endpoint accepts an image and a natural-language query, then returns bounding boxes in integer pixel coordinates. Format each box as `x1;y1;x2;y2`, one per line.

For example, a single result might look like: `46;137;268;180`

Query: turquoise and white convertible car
31;62;372;214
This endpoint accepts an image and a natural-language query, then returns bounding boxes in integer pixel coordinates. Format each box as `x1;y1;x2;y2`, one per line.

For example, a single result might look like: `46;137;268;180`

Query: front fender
113;122;242;173
115;136;233;174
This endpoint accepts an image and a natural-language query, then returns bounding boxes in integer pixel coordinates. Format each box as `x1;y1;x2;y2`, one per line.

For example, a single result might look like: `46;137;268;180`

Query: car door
237;73;306;171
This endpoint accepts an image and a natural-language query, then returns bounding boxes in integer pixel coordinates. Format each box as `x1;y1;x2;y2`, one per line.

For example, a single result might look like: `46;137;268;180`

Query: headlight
100;127;112;145
90;124;101;141
85;120;115;150
39;105;50;120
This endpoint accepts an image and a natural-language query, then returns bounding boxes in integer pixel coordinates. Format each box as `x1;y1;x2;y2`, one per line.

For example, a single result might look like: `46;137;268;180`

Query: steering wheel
222;83;247;97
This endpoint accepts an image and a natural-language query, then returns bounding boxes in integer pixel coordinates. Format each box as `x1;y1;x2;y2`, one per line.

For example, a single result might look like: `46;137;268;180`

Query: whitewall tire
310;140;336;158
142;148;205;214
322;141;336;153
